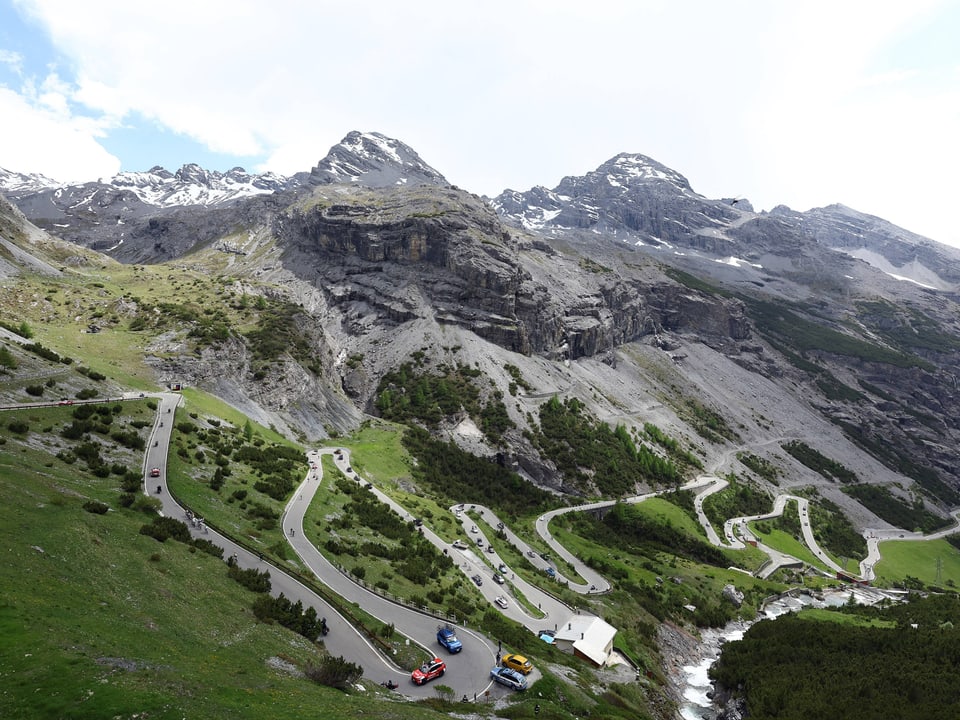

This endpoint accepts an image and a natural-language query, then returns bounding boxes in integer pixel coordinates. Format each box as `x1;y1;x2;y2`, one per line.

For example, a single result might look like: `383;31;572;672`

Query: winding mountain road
133;393;960;696
147;397;500;700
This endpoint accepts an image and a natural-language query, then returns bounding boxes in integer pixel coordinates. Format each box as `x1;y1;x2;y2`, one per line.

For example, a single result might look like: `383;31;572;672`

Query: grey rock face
271;184;750;364
769;203;960;289
274;185;542;354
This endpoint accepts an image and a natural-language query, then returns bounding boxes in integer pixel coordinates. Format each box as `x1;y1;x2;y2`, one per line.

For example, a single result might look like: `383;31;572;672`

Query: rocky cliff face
274;185;543;353
271;183;751;367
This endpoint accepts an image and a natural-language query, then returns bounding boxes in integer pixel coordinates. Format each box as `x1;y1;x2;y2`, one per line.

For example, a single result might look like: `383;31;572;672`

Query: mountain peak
309;130;447;188
0;166;64;193
492;150;710;235
598;152;692;190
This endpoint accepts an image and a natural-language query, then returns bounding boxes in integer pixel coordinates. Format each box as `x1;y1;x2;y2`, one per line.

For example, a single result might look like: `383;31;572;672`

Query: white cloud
0;86;120;181
0;49;23;75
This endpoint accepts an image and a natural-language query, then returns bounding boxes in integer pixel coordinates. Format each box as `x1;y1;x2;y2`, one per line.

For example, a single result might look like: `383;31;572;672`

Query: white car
495;596;508;609
452;539;468;550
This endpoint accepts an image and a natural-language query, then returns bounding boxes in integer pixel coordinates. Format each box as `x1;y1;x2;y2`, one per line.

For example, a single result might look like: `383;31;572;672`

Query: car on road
436;625;462;653
411;657;446;685
490;665;527;691
471;574;483;587
527;550;536;558
486;544;495;553
495;596;509;609
452;539;468;550
545;567;556;578
493;573;505;584
149;468;160;478
476;538;484;547
498;563;509;574
501;653;533;675
57;399;73;405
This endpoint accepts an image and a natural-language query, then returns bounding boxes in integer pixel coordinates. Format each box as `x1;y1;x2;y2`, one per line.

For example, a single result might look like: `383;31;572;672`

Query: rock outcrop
273;184;751;365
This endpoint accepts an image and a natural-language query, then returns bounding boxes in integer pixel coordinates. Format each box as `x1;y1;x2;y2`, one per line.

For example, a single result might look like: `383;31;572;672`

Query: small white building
552;615;618;667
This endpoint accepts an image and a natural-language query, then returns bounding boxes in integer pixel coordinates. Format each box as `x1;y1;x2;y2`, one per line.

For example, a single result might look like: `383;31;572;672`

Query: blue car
437;625;462;653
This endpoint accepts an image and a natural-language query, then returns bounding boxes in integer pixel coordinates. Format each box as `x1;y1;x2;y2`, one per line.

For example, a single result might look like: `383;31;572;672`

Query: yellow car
501;653;533;675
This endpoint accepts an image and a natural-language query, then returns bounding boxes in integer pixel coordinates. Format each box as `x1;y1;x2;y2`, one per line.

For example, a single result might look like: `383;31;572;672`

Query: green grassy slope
0;408;445;720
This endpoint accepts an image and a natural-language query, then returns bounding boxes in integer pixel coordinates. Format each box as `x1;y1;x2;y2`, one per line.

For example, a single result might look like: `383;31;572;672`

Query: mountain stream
676;585;904;719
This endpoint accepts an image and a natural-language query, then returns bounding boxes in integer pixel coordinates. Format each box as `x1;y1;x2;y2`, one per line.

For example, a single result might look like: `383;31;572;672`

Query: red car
149;468;160;478
411;657;446;685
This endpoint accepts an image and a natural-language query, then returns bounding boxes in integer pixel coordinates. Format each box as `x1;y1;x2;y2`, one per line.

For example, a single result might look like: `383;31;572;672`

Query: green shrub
227;562;271;593
304;655;363;690
0;346;17;369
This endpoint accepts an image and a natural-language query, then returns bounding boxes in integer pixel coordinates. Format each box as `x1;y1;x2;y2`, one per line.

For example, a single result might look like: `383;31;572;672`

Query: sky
1;0;958;246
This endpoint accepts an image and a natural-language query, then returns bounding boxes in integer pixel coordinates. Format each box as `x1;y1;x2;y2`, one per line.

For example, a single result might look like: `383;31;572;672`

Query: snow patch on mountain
834;247;947;291
0;167;63;194
2;163;291;209
104;164;289;207
609;153;682;184
715;256;763;269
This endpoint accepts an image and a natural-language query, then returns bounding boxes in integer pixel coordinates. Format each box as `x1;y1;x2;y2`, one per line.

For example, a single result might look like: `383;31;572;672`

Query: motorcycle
320;618;329;636
381;680;398;690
